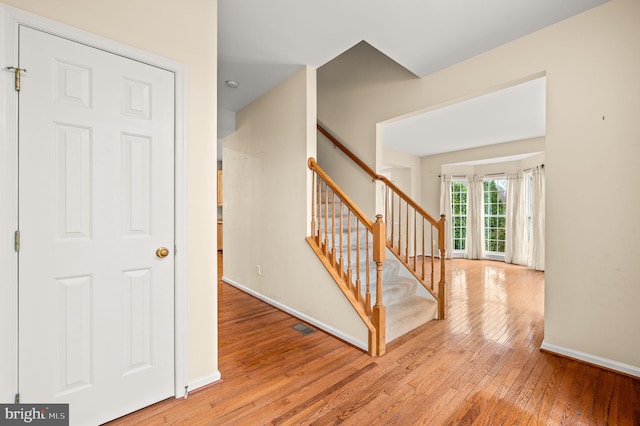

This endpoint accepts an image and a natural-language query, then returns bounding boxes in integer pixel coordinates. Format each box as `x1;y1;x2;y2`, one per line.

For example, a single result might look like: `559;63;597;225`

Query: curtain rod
439;164;544;178
484;172;506;178
523;164;545;173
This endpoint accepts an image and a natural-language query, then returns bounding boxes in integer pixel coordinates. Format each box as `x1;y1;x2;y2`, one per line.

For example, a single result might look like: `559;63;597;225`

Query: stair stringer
305;236;380;356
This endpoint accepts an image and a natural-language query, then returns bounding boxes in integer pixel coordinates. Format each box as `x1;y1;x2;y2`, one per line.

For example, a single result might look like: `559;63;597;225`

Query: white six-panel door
18;26;175;425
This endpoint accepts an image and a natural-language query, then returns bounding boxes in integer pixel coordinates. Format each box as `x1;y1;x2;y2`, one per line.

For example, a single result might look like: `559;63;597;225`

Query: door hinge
14;393;20;404
14;230;20;252
6;66;27;91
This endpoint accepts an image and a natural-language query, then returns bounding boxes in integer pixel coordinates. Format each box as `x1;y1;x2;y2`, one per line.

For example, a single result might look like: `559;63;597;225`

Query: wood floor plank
106;255;639;425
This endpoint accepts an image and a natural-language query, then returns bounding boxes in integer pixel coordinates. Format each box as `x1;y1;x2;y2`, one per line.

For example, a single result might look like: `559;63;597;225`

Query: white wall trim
0;3;189;401
187;372;222;396
222;276;368;351
541;341;640;378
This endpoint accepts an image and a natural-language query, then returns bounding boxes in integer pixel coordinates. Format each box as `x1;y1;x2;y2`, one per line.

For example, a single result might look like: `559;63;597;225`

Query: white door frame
0;4;188;402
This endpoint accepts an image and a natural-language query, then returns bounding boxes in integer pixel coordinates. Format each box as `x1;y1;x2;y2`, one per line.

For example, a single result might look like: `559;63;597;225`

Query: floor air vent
291;323;316;335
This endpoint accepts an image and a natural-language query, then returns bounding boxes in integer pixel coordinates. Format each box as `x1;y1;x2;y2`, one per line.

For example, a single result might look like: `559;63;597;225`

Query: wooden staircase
306;127;446;356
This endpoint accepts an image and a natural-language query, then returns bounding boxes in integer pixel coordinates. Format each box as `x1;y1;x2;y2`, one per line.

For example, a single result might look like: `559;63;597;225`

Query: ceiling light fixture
225;80;239;89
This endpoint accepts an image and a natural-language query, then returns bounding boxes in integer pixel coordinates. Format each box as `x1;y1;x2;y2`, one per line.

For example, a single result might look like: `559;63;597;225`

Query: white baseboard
186;371;222;397
221;276;367;351
541;341;640;378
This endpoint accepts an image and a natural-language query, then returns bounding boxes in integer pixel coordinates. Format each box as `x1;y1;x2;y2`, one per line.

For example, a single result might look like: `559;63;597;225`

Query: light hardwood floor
108;254;640;425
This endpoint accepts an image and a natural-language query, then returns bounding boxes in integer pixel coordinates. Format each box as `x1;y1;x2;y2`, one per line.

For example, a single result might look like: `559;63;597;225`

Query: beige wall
1;0;219;386
426;1;640;370
317;128;378;216
318;0;640;372
223;67;369;347
318;42;425;217
382;147;422;202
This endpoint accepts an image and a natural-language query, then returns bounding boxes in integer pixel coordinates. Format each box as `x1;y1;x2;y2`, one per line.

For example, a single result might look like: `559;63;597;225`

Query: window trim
483;176;507;258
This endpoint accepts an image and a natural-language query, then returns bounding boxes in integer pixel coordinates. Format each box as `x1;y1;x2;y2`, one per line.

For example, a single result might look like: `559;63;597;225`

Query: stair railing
306;158;386;356
318;124;446;319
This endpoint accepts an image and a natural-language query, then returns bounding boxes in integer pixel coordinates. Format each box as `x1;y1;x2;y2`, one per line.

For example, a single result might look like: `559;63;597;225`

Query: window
451;180;467;252
483;178;507;253
448;176;509;258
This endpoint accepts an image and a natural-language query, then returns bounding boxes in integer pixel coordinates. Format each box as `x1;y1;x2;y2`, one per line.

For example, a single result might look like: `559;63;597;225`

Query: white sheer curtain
505;172;528;265
439;175;453;259
465;175;484;259
528;166;545;270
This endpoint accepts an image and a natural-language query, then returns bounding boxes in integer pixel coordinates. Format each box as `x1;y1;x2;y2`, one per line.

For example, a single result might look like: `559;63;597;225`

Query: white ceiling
380;76;547;157
217;0;607;153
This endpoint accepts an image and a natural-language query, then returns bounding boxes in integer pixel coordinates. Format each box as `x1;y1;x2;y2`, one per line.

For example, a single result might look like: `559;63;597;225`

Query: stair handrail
318;124;441;227
308;157;373;233
318;123;446;319
307;157;387;356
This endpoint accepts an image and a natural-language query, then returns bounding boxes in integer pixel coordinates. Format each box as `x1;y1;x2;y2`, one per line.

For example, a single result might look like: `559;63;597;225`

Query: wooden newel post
310;165;316;238
372;214;386;356
438;214;446;320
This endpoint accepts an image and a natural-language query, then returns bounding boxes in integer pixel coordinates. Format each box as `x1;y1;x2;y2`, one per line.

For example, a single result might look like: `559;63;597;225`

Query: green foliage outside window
451;181;467;251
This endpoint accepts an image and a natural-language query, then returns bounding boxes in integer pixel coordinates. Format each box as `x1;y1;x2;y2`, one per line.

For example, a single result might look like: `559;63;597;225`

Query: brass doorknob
156;247;170;258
